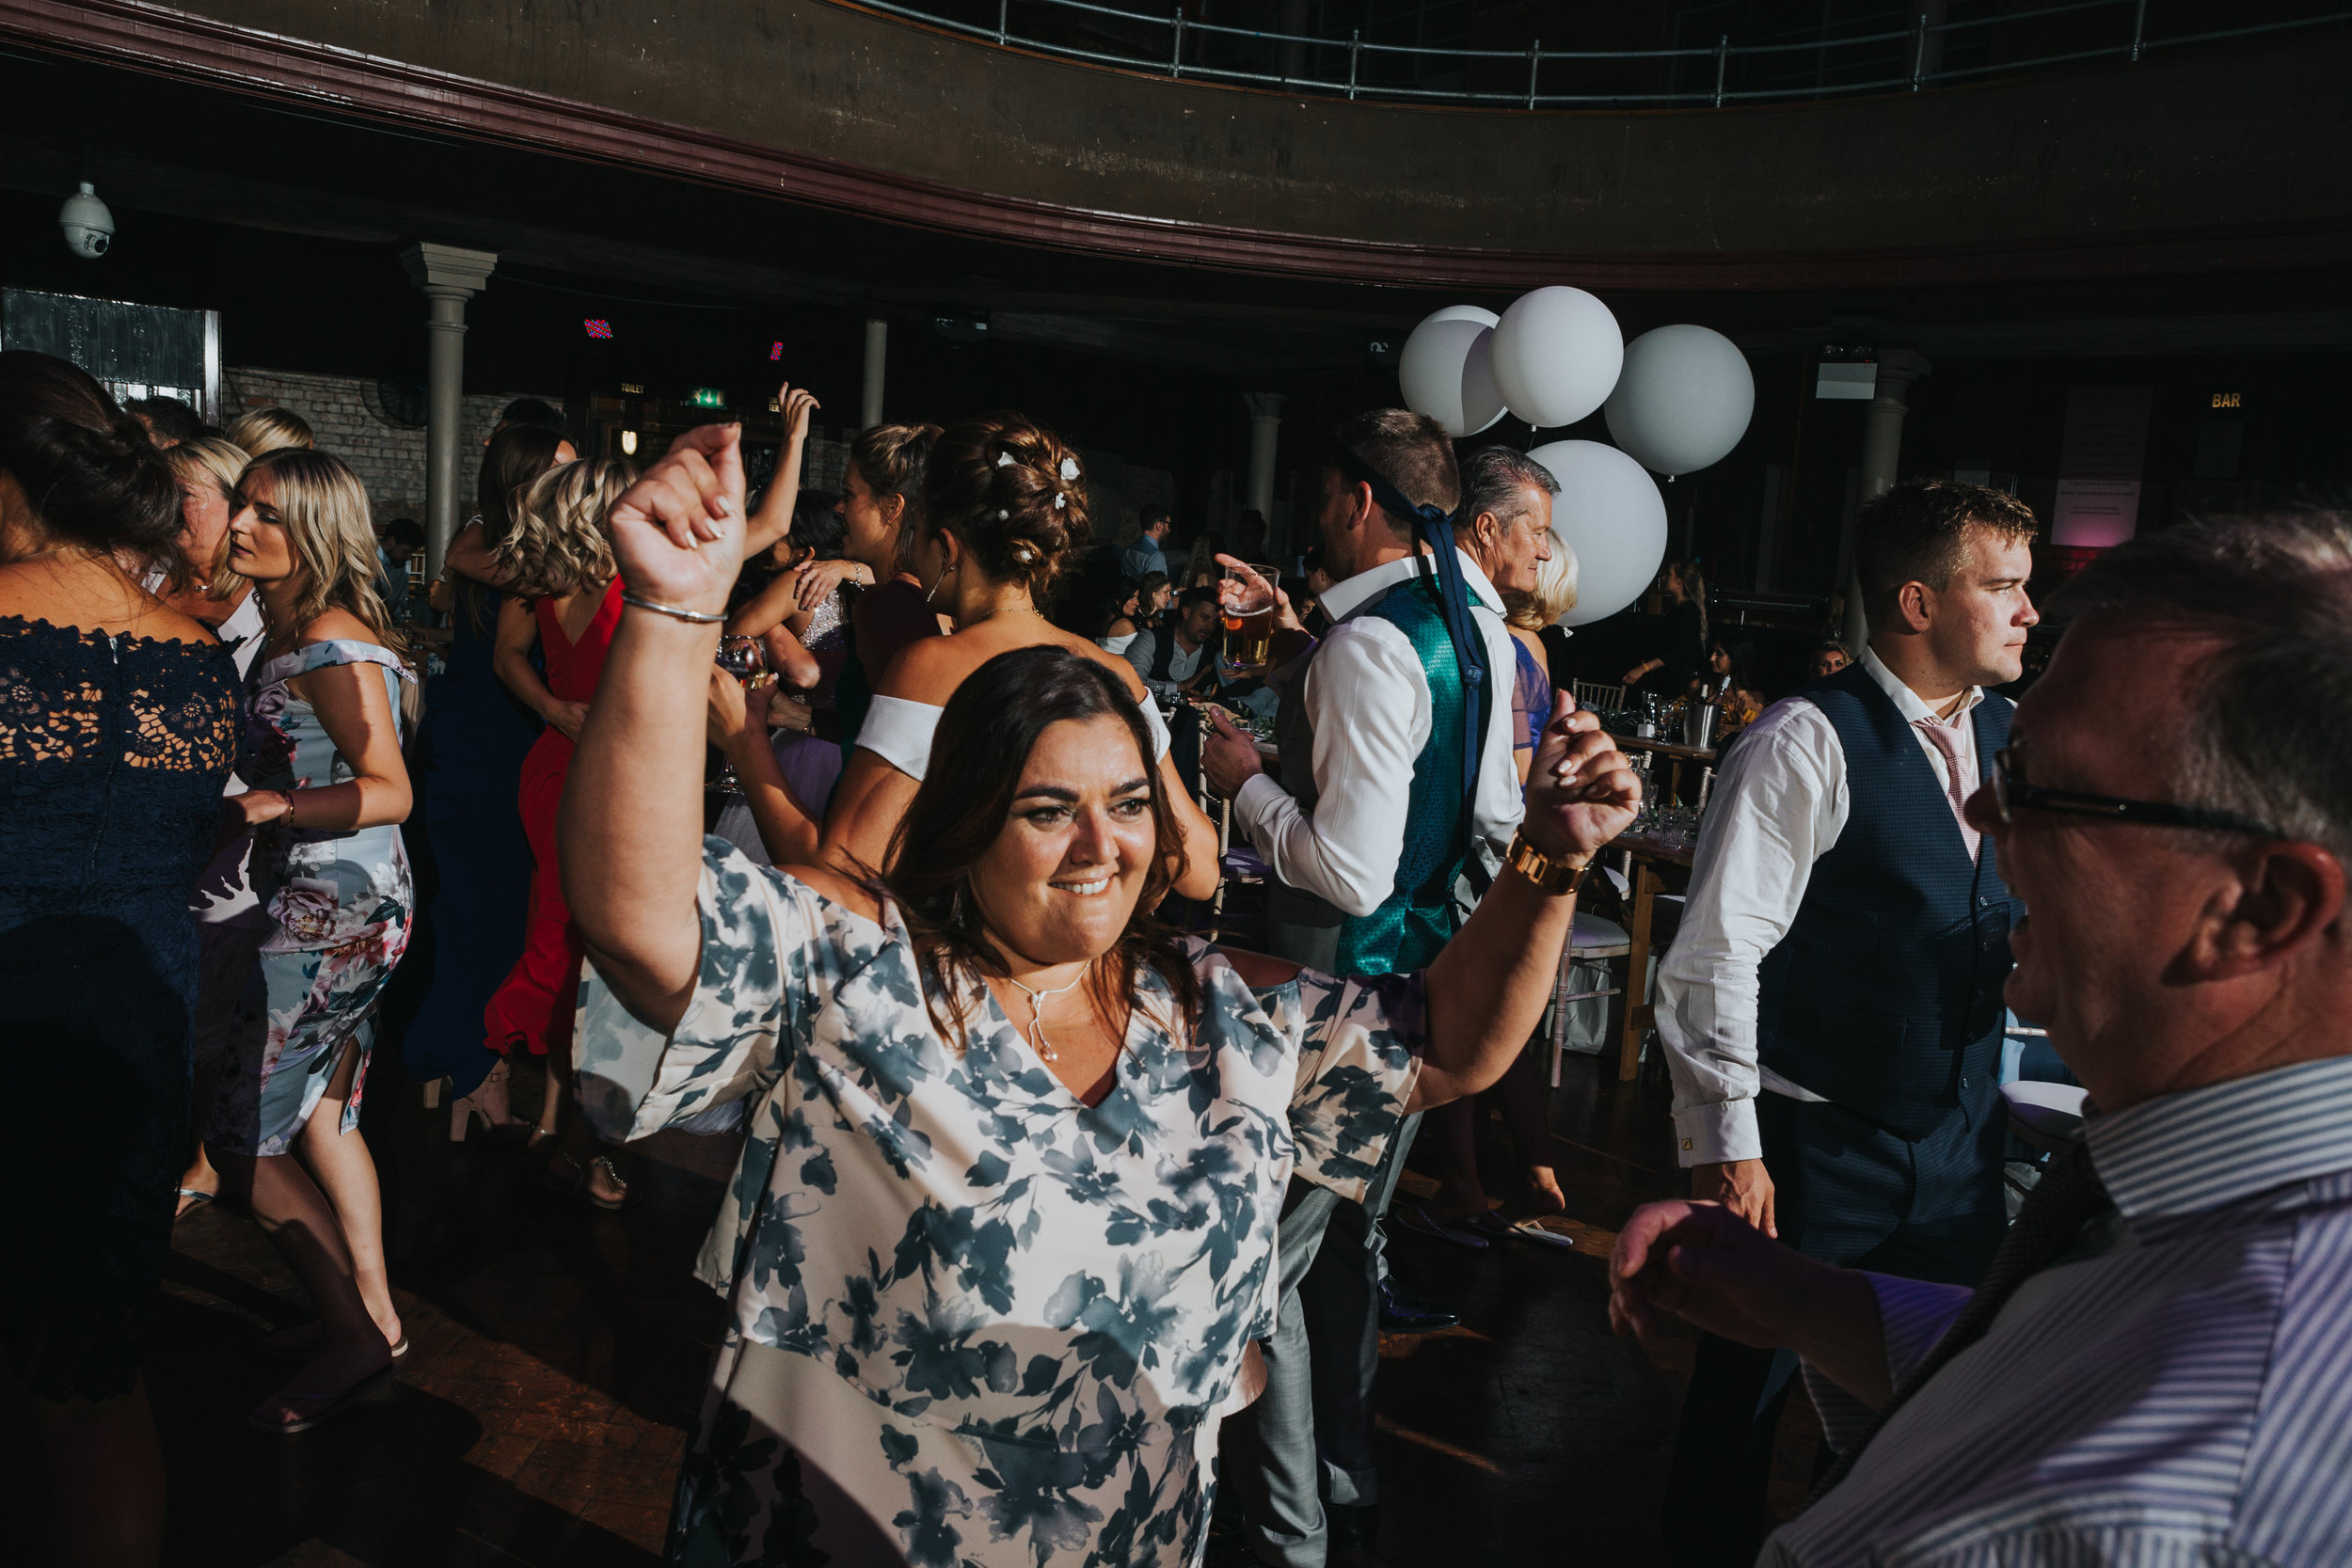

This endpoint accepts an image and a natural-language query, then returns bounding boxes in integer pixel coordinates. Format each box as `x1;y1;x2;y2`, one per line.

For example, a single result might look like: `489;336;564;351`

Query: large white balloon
1490;287;1624;430
1397;312;1506;437
1530;439;1666;628
1603;325;1756;476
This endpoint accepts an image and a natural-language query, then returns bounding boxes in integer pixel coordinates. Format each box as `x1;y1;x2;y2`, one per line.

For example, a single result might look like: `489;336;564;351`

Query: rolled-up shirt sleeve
1232;621;1428;919
1656;702;1845;1166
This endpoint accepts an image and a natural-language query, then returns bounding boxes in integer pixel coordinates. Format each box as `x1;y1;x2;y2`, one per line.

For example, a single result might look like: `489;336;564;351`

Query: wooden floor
2;1046;1822;1568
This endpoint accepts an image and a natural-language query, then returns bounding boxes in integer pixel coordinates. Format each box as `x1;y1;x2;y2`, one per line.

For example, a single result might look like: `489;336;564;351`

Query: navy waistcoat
1756;662;2023;1140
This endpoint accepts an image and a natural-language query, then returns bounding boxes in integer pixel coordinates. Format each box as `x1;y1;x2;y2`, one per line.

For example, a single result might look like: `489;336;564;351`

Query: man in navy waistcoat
1655;481;2042;1565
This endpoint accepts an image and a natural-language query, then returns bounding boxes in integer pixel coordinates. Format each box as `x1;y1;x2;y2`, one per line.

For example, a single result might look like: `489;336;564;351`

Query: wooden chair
1572;679;1626;712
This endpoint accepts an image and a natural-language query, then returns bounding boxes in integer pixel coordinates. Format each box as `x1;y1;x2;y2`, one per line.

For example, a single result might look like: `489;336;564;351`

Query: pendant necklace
1003;960;1093;1062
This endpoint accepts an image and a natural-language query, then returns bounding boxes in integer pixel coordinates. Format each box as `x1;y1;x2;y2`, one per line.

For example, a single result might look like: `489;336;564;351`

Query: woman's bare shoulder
781;861;882;923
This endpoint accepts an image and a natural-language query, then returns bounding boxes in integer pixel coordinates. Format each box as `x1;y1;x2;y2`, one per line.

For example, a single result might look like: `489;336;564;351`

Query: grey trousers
1229;1062;1422;1565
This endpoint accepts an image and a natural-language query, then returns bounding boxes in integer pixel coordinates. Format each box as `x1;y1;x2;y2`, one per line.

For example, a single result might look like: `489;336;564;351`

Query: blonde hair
166;436;252;599
243;448;405;660
225;405;314;456
489;457;634;599
1507;535;1580;631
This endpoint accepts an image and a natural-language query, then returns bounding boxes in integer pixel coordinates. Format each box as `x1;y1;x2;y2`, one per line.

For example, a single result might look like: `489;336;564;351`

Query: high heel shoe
450;1060;529;1143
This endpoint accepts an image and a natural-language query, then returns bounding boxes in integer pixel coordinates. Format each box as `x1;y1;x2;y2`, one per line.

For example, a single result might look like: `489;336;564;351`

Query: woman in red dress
482;456;637;1205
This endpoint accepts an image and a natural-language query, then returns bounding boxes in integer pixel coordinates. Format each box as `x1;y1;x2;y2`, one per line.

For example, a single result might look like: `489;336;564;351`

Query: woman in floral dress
208;448;416;1433
563;422;1643;1567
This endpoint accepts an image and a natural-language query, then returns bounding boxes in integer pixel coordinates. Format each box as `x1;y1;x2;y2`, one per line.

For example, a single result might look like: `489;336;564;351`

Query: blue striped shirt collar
2086;1053;2352;1219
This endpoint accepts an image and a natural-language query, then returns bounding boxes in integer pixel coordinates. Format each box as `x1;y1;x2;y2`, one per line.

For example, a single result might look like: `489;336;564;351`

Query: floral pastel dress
576;841;1425;1568
209;639;414;1156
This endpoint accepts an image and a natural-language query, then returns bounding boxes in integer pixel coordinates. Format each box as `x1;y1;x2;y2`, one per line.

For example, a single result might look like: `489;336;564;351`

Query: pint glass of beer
1221;562;1279;668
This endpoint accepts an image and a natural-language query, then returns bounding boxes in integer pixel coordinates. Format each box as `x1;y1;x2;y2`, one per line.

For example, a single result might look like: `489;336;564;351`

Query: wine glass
709;634;766;796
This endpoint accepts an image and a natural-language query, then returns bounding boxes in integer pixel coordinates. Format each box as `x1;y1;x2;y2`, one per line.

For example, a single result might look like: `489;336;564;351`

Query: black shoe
1327;1500;1379;1553
1377;1278;1459;1334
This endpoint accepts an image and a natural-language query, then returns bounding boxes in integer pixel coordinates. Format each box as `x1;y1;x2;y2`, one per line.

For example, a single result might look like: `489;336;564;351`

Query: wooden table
1616;735;1717;800
1607;826;1696;1082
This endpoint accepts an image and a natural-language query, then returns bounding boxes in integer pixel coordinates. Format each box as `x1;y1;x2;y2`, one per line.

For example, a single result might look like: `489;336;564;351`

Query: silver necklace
1002;960;1092;1062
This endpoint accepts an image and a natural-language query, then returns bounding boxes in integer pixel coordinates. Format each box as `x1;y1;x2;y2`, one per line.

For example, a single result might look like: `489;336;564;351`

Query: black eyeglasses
1990;748;2288;839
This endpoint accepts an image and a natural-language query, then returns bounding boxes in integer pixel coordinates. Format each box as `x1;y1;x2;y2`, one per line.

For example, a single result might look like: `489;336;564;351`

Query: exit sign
689;388;728;408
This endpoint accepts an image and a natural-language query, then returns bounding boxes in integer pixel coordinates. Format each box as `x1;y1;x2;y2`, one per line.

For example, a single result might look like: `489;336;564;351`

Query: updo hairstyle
0;349;182;578
848;421;942;569
224;404;314;457
920;412;1091;600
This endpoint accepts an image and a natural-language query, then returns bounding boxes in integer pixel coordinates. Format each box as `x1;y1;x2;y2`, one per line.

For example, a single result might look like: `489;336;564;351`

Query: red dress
483;579;623;1057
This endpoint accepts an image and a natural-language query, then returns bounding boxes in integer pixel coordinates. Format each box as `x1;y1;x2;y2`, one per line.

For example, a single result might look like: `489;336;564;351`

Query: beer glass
1220;562;1279;668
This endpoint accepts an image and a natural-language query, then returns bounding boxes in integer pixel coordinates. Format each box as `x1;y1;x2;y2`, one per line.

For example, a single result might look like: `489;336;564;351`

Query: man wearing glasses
1617;515;2352;1566
1654;480;2041;1566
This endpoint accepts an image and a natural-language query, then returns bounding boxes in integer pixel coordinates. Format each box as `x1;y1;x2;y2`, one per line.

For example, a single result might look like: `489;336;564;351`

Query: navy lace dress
0;616;240;1400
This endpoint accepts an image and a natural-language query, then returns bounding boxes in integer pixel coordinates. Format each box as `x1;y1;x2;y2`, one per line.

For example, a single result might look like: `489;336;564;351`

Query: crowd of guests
7;340;2352;1568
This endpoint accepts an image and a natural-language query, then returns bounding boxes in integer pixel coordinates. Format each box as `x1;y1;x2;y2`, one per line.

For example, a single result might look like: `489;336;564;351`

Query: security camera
59;182;114;259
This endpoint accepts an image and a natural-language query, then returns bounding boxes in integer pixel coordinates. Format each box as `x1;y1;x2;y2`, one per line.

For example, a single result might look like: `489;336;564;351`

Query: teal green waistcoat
1271;576;1471;976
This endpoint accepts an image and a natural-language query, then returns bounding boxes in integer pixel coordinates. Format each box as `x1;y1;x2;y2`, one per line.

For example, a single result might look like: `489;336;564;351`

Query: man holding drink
1201;411;1523;1567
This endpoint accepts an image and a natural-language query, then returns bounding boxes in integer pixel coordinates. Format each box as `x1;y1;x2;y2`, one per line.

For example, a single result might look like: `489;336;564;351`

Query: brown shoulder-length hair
880;644;1199;1049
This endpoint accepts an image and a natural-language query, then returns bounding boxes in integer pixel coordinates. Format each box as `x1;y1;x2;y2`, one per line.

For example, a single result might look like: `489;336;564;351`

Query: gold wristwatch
1505;832;1589;896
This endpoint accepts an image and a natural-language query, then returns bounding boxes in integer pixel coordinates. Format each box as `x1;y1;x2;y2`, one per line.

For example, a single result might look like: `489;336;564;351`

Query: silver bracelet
620;590;725;625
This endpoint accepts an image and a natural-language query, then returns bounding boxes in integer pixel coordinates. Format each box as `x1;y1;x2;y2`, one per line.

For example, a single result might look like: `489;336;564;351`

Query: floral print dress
575;840;1426;1568
209;639;414;1156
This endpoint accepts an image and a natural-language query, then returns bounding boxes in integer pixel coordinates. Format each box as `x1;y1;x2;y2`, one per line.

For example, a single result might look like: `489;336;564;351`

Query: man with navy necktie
1653;481;2041;1565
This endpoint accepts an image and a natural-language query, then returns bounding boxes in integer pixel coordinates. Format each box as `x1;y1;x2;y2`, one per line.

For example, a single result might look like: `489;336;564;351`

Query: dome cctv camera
60;182;114;259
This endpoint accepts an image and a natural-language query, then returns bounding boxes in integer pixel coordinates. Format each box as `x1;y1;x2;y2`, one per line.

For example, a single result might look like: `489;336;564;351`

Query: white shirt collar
1321;548;1505;625
1859;643;1983;727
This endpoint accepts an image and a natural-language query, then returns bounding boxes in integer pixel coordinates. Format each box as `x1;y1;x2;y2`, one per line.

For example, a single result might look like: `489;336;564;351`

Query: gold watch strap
1506;832;1589;895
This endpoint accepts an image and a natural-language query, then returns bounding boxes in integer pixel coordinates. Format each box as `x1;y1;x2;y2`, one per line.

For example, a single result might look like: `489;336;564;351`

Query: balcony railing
833;0;2352;108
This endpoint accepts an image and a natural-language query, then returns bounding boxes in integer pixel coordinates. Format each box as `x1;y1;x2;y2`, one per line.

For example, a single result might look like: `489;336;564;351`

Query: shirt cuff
1233;769;1286;837
1671;1097;1762;1167
1865;1273;1972;1386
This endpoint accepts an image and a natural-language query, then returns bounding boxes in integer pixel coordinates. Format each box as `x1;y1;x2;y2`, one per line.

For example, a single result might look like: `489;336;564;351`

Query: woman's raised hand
1521;693;1642;863
779;384;820;446
607;422;746;616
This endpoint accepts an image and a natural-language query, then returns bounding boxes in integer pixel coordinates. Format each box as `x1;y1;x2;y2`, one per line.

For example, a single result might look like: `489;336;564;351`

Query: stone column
1243;391;1283;541
861;319;887;430
400;243;497;579
1839;348;1930;650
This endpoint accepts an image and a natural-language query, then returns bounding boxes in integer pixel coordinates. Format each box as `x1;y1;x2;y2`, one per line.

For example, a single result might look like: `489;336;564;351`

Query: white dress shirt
1658;646;1994;1166
1125;627;1213;701
1233;550;1522;920
1773;1053;2352;1567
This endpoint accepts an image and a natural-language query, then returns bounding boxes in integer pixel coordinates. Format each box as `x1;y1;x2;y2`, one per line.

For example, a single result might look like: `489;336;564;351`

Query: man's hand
1611;1199;1893;1407
1519;694;1642;863
1692;1158;1777;1238
1213;553;1303;634
607;422;745;616
1610;1200;1820;1350
1200;705;1264;799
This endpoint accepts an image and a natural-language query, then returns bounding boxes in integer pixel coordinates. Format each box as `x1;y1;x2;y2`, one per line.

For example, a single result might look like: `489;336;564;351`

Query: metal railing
836;0;2352;109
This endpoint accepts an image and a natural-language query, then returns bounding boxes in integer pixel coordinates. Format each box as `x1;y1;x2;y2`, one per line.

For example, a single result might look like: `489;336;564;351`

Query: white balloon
1425;304;1499;327
1603;325;1756;476
1529;439;1666;628
1490;287;1624;431
1397;313;1506;437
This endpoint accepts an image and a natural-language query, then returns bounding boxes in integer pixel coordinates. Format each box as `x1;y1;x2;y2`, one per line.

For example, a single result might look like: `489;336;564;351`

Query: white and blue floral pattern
576;839;1424;1567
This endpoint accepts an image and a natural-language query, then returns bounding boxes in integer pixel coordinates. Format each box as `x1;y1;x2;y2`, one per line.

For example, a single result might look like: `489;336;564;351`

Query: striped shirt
1770;1053;2352;1568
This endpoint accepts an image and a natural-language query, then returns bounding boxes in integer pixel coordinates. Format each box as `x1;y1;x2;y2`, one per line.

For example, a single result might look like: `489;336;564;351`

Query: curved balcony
7;0;2351;290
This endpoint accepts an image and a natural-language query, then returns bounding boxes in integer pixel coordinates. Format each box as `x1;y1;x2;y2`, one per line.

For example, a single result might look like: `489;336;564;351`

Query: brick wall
226;367;564;529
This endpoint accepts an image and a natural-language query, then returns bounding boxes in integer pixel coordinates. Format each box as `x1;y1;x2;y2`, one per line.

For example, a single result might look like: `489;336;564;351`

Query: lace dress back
0;615;240;1400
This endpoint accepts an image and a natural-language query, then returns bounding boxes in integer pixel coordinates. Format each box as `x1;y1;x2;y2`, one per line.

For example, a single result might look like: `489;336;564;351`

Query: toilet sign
2051;386;2152;550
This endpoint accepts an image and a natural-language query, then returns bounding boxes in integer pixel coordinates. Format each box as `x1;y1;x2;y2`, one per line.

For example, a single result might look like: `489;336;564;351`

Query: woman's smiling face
969;713;1157;969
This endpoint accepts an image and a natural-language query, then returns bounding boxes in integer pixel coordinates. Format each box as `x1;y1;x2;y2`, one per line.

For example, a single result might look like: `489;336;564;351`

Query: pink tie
1915;719;1982;863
